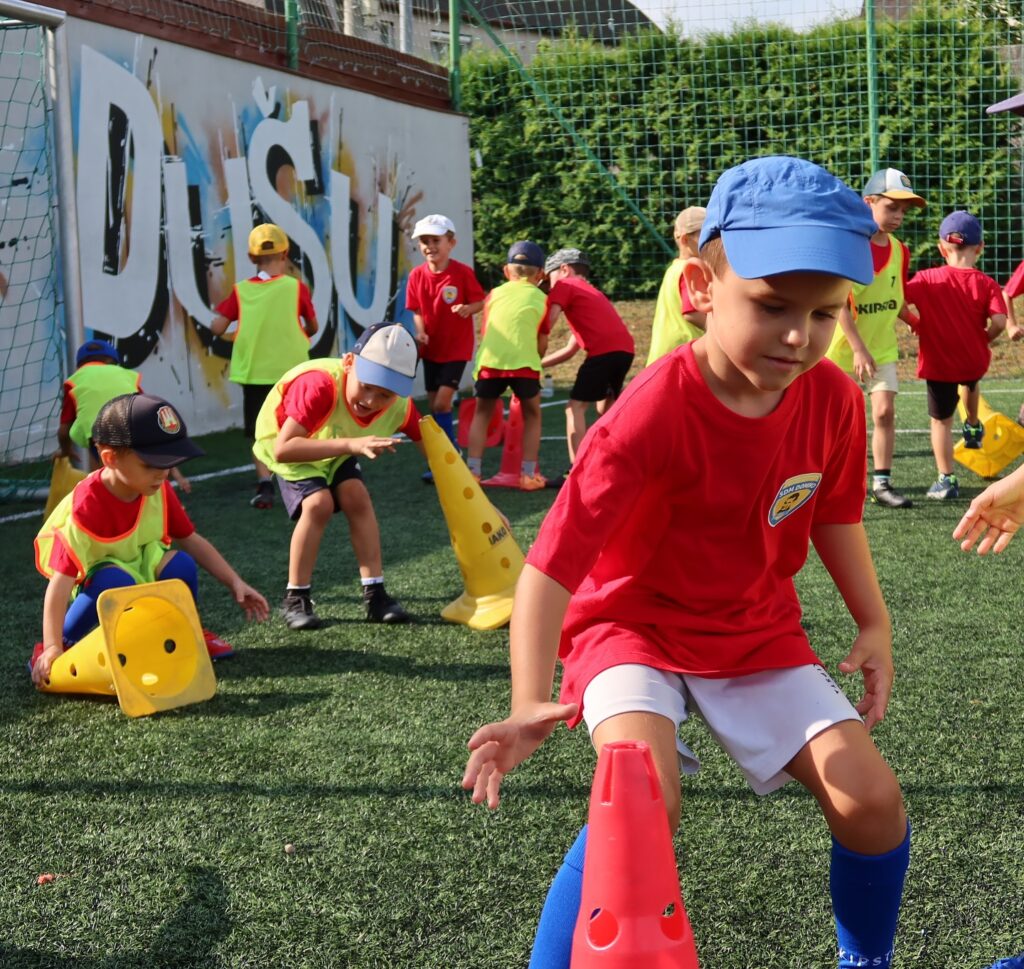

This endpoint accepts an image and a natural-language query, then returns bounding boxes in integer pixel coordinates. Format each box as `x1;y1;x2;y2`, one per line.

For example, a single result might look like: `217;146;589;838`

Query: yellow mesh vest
473;281;547;378
34;473;171;584
65;364;141;447
253;359;410;481
647;260;704;366
230;275;310;384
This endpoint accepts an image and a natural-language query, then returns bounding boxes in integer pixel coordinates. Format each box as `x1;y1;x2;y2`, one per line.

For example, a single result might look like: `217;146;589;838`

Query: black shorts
423;359;467;394
277;457;364;521
474;376;541;400
242;383;274;439
571;351;634;403
926;379;978;420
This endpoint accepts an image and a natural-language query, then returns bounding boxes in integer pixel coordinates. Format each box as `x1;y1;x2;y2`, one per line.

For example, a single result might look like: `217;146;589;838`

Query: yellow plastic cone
43;457;86;519
40;579;217;717
955;395;1024;479
421;416;525;630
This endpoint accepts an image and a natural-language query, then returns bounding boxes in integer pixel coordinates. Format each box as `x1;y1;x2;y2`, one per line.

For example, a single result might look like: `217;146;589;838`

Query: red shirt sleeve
48;534;78;577
60;382;76;423
398;399;423;441
1005;260;1024;300
165;482;195;540
405;266;423;313
214;287;240;321
463;265;487;305
298;281;317;323
280;371;338;434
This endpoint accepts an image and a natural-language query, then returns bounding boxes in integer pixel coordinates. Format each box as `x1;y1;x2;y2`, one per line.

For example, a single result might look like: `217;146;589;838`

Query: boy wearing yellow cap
212;223;319;509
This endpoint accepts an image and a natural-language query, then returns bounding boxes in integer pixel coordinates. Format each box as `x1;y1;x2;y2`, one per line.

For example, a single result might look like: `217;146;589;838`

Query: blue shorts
277;458;364;521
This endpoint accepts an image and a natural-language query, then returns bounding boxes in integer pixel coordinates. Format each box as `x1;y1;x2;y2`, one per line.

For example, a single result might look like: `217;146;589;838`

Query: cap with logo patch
862;168;927;207
91;393;205;468
352;323;419;398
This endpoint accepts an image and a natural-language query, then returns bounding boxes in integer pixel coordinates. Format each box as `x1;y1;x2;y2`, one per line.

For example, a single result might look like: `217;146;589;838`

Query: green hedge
462;1;1023;298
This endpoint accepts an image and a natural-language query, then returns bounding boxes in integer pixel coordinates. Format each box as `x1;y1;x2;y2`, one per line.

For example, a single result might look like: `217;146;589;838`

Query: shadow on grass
0;865;229;968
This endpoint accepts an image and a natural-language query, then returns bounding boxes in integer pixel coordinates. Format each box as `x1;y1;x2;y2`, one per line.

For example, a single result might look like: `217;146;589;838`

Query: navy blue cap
91;393;205;469
939;210;982;246
699;156;877;285
507;241;545;268
76;339;120;368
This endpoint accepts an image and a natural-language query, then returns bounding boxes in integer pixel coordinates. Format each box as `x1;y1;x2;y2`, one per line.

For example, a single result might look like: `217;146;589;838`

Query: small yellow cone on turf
39;579;217;717
955;395;1024;479
421;416;525;630
43;457;86;520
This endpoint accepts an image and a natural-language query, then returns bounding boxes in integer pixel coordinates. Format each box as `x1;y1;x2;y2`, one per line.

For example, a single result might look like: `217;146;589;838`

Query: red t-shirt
405;260;487;363
1004;259;1024;299
49;474;195;577
215;275;316;322
904;265;1005;382
546;276;635;357
525;342;866;726
870;237;911;284
275;369;422;442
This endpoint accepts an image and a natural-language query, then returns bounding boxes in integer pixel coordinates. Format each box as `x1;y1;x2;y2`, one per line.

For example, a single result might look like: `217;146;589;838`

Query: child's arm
811;522;893;730
1004;289;1022;340
452;300;484;319
173;533;269;621
412;312;428;347
273;417;401;463
302;314;319;338
32;572;76;685
986;312;1007;343
462;564;579;810
55;422;74;459
170;467;191;494
952;463;1024;554
835;303;876;381
541;334;580;370
210;314;233;337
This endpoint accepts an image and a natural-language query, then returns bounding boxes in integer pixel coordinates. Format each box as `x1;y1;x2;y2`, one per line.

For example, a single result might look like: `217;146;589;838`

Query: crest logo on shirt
441;285;458;305
156;405;181;435
768;473;821;527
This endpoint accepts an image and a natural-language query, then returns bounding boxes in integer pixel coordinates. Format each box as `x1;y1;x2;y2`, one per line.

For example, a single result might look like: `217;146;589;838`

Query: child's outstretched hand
352;437;403;460
31;644;64;687
838;625;893;731
230;578;269;622
953;467;1024;555
462;701;578;810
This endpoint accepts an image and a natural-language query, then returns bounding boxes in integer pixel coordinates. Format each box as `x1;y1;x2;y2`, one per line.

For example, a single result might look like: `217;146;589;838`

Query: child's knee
300;490;335;526
338;480;372;518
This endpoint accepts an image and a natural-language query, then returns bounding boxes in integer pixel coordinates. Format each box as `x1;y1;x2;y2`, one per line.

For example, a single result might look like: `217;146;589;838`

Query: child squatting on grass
32;393;269;683
462;156;910;969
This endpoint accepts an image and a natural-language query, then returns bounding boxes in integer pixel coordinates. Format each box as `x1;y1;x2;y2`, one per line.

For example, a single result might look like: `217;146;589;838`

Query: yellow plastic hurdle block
39;579;217;717
954;396;1024;480
43;457;86;520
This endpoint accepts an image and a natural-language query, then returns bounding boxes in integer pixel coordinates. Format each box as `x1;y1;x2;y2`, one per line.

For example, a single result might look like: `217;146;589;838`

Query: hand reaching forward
351;437;402;460
462;702;578;810
953;471;1024;555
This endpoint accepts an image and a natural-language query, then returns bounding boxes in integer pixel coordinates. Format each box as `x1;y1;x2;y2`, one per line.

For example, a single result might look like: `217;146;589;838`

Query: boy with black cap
253;323;423;629
903;210;1007;499
466;241;552;490
463;157;909;969
32;393;269;683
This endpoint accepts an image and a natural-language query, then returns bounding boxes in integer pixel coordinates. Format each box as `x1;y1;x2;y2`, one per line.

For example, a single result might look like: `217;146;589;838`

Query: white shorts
862;361;899;396
581;663;861;796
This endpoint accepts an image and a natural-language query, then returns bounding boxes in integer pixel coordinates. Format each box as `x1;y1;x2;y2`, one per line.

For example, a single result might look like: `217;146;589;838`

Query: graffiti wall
68;18;472;434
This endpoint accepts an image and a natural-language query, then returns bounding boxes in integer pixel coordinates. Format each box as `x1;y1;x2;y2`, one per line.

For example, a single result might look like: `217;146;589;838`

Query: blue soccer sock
832;823;910;969
434;410;456;445
63;565;136;644
528;826;587;969
158;550;200;602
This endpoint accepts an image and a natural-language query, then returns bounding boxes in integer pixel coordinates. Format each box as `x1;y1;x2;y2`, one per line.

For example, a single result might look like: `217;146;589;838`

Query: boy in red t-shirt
463;157;909;969
405;214;486;482
540;248;635;485
904;211;1006;500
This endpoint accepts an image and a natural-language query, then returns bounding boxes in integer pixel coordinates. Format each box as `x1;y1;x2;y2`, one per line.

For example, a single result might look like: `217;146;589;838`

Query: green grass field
3;379;1024;968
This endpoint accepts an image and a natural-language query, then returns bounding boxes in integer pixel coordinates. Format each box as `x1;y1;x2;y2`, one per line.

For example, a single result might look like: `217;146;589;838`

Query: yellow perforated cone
40;579;217;717
44;457;86;519
955;395;1024;479
421;416;525;630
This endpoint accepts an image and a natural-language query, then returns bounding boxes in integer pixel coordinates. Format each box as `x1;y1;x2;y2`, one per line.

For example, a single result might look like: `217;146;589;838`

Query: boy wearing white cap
406;214;487;480
253;323;424;628
826;168;926;509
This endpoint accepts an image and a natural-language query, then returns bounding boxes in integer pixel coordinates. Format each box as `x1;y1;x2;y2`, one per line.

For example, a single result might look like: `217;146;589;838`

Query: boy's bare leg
467;398;498;462
520;396;543;465
288;490;334;586
433;385;456;416
868;390;896;472
426;389;438;413
255;457;272;481
337;478;383;578
931;416;955;476
960;384;980;425
565;400;591;465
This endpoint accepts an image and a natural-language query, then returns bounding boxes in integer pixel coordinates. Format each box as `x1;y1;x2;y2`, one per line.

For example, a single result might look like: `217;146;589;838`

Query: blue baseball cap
76;339;120;367
699;156;877;285
352;322;418;398
939;210;982;246
507;240;546;268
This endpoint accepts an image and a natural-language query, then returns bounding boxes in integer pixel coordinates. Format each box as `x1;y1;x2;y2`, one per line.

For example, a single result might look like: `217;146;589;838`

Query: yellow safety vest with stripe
65;364;141;447
34;473;171;585
826;239;905;372
473;281;547;378
647;260;704;366
230;275;309;384
253;359;410;482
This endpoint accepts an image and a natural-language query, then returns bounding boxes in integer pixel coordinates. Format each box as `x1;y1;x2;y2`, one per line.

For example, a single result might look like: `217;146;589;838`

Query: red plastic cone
482;396;525;488
571;741;699;968
456;397;505;449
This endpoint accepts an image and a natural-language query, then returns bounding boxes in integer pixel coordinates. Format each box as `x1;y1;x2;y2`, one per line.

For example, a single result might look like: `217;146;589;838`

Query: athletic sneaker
871;481;913;509
545;468;571;490
363;584;411;623
203;630;236;660
962;421;984;449
250;480;274;509
281;591;322;630
519;472;547;492
926;475;959;500
421;470;435;485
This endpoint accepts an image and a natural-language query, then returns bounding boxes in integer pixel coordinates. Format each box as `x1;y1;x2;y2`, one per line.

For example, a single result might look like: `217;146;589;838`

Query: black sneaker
871;481;913;509
281;592;322;630
363;584;411;623
545;468;572;490
251;480;274;509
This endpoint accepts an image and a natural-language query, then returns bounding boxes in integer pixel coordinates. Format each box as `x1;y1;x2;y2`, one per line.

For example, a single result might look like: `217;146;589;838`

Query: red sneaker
203;630;235;661
28;641;65;676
